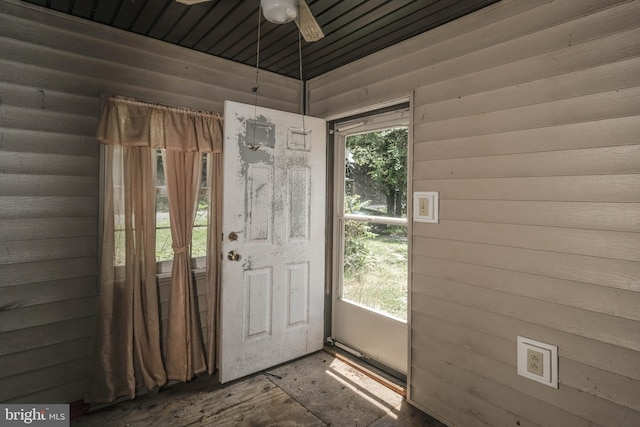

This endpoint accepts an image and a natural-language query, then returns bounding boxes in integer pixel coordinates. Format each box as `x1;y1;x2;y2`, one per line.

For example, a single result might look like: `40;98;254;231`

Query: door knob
227;250;241;261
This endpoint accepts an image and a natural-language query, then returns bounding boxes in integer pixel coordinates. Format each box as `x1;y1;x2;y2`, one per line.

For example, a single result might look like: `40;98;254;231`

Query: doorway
330;106;410;376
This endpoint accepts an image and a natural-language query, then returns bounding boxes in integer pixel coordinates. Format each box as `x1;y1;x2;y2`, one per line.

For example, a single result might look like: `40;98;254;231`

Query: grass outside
343;233;408;321
156;210;208;261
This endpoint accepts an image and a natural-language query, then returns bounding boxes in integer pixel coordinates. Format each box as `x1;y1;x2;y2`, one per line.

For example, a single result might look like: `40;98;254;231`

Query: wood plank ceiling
21;0;499;80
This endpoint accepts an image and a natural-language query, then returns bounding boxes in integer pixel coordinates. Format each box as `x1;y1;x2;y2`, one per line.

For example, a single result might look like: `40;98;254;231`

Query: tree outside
346;128;408;217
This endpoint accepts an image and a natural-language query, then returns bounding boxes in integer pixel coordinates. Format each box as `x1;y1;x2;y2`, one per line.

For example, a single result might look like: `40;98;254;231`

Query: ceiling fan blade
295;0;324;42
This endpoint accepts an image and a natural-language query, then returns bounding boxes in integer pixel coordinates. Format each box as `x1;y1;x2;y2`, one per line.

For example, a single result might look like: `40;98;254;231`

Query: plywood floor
73;351;446;426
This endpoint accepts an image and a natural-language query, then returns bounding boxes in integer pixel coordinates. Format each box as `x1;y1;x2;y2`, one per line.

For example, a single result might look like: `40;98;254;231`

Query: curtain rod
106;95;223;119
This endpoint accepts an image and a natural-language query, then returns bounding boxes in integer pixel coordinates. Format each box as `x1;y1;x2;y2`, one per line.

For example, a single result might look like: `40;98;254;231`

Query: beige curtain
96;96;223;152
88;96;223;402
163;150;207;380
86;144;166;402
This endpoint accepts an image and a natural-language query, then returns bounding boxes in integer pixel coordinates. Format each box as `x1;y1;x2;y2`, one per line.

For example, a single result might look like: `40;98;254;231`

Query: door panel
245;267;272;339
220;101;326;383
286;262;309;326
247;165;272;243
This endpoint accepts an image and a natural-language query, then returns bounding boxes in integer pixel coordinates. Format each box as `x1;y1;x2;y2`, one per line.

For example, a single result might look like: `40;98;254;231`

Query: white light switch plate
413;191;438;223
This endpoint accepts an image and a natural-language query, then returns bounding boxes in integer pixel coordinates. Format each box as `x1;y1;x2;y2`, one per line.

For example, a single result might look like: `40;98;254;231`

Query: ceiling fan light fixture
261;0;298;24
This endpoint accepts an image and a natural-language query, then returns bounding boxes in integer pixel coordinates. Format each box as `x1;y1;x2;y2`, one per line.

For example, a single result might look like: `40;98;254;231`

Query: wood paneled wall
310;0;640;425
0;0;300;404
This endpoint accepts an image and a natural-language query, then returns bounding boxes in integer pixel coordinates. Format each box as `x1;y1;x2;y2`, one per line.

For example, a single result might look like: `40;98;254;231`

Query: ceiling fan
176;0;325;42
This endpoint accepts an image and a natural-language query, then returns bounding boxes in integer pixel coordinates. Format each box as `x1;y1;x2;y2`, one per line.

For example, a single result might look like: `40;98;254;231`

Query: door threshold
323;345;406;397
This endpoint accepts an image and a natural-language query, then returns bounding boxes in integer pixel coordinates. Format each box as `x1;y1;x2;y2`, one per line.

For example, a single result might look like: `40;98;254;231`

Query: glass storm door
332;109;409;375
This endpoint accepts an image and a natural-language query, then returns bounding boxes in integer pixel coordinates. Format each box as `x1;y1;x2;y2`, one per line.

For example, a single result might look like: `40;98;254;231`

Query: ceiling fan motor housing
261;0;298;24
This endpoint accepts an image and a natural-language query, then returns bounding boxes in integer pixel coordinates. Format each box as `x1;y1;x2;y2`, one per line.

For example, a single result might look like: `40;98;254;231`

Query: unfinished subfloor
72;351;446;426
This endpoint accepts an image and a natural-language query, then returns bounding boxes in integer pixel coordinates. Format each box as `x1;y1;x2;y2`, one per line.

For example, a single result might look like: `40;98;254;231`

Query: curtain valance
96;96;223;153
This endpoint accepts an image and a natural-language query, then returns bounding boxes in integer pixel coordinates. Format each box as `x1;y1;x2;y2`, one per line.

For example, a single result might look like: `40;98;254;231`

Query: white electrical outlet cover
517;336;558;388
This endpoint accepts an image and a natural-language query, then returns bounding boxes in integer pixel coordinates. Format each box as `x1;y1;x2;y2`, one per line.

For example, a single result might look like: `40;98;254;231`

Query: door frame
325;98;414;379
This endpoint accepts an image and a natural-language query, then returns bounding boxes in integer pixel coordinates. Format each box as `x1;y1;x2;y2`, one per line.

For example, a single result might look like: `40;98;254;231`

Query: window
155;150;210;267
110;149;211;270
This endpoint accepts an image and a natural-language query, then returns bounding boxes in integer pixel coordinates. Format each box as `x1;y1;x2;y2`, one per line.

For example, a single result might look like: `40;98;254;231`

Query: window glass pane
344;128;408;218
112;149;126;266
155;151;209;262
155;151;172;262
342;220;408;321
113;228;125;266
192;154;209;259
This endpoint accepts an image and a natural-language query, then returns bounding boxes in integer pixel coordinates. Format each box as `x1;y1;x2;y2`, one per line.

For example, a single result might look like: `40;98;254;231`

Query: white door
220;101;326;383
